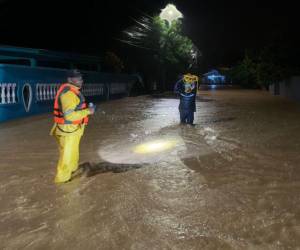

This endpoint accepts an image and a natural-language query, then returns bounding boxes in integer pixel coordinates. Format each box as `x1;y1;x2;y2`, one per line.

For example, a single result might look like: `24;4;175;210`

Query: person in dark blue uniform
174;73;198;125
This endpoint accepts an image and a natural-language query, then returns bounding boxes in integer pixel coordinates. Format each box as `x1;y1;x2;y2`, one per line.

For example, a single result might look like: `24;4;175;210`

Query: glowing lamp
159;4;183;25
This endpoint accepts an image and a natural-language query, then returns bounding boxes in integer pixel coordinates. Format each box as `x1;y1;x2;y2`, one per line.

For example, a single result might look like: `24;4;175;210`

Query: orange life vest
54;83;89;125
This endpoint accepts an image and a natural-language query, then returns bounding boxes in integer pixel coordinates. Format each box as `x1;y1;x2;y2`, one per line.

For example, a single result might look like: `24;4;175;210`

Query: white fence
81;84;105;97
0;82;126;105
36;84;60;101
36;83;106;102
0;83;18;104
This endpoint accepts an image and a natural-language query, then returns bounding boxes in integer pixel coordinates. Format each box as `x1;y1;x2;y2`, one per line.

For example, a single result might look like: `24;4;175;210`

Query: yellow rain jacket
50;89;90;137
50;86;91;183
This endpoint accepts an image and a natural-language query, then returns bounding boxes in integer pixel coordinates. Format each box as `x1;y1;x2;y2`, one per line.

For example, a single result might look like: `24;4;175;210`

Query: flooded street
0;90;300;249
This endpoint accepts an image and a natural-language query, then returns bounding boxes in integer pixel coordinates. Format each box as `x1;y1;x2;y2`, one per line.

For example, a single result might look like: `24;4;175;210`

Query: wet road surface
0;90;300;249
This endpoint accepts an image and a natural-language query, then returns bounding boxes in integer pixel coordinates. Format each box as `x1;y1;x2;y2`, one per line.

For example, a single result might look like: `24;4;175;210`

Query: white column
40;84;43;101
46;85;49;100
46;85;50;100
49;85;52;100
12;83;16;103
49;85;53;99
48;84;52;100
0;84;2;104
51;85;55;99
39;84;42;101
39;85;42;101
43;85;46;101
36;85;40;101
1;83;7;104
7;84;11;104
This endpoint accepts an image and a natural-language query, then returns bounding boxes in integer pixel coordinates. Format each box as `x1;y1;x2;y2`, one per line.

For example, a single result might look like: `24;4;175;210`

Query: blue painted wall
0;64;136;122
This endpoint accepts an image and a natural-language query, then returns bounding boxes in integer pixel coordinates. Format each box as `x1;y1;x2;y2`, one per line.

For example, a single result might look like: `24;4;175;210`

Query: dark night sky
0;0;299;69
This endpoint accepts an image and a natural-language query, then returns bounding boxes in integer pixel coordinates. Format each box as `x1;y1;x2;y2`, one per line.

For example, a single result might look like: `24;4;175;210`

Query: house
202;69;226;85
269;76;300;102
0;45;139;122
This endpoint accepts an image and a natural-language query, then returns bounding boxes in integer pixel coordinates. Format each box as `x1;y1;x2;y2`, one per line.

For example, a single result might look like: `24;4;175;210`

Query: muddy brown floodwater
0;90;300;250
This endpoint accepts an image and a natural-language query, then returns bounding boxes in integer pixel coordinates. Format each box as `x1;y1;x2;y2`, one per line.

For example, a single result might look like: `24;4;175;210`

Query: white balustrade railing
36;83;61;102
35;83;105;102
1;82;123;106
0;83;18;105
81;84;105;97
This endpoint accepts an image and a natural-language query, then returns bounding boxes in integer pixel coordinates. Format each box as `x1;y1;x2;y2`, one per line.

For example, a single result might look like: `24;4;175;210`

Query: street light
159;4;183;26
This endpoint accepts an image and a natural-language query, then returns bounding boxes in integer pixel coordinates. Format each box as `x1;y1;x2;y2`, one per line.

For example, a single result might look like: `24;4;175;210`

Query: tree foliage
122;15;199;89
152;17;195;70
229;45;294;89
229;53;257;88
255;45;287;88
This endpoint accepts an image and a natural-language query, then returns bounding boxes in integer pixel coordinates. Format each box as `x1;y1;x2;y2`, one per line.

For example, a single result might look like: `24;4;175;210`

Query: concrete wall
0;64;137;122
269;76;300;102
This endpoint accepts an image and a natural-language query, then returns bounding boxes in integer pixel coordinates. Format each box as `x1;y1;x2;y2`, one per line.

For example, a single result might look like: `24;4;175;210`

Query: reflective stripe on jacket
54;83;89;125
174;80;197;111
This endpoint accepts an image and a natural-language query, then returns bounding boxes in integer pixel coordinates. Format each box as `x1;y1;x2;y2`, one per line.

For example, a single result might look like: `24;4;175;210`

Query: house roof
203;69;222;76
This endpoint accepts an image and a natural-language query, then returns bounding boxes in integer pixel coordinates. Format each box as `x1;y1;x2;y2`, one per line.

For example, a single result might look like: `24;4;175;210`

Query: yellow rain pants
54;134;82;183
50;87;90;183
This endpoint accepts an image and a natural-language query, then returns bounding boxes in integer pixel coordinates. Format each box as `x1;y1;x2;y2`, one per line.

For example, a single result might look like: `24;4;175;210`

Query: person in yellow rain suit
50;69;95;183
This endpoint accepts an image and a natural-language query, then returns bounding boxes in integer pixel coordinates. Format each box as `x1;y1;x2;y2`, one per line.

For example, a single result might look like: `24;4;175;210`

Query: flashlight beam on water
98;137;184;164
133;140;179;154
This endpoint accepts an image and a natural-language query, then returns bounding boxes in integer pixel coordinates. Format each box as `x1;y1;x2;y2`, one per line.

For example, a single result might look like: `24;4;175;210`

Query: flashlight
89;102;96;110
